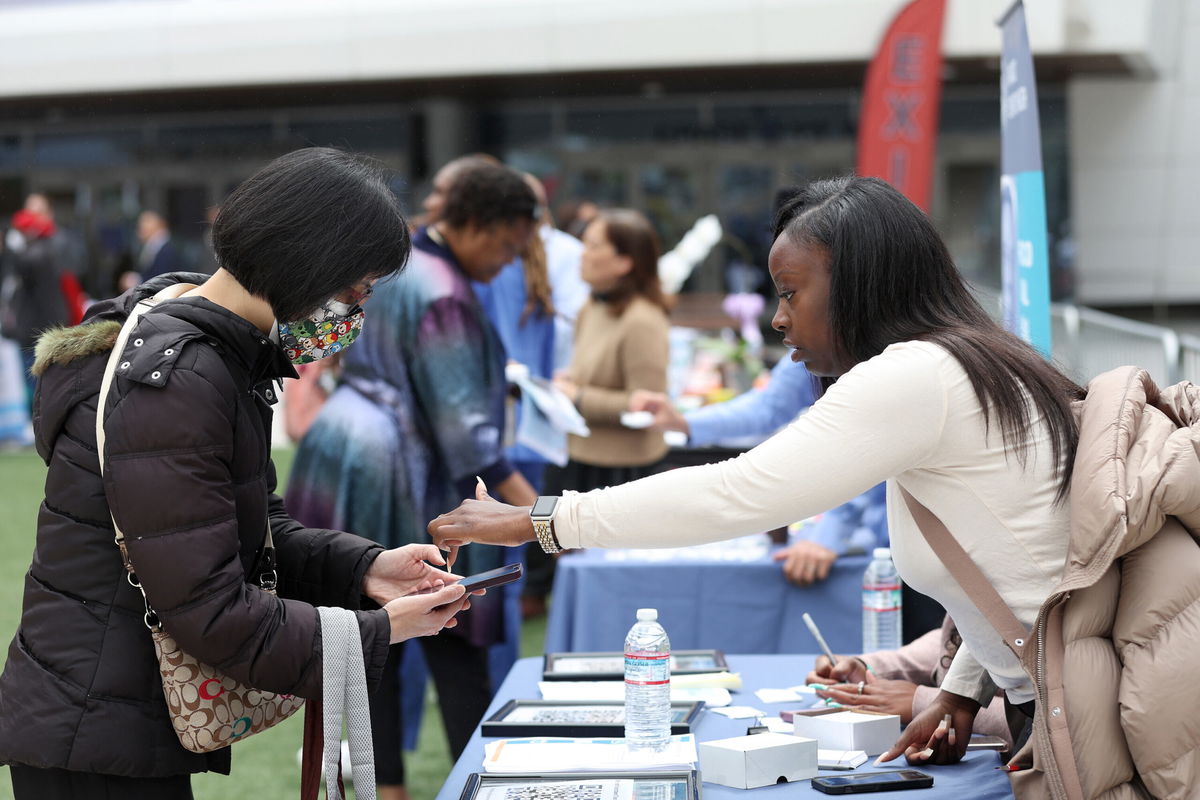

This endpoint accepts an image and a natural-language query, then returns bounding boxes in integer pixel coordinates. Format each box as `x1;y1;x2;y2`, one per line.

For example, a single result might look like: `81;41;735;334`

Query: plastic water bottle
624;608;671;751
862;547;902;652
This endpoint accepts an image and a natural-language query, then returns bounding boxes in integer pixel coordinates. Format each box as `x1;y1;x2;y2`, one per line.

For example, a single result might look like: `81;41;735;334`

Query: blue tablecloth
545;545;869;655
434;655;1016;800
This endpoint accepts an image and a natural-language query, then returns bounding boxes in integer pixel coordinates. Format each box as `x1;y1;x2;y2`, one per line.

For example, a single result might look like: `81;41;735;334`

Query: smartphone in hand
430;563;523;612
453;563;524;593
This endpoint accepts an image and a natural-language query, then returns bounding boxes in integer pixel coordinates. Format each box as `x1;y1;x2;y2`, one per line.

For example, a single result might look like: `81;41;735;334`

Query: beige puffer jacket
1010;367;1200;800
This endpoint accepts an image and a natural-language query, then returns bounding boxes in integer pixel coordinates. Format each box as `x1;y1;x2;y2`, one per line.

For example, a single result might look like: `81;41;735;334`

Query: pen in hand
802;612;838;668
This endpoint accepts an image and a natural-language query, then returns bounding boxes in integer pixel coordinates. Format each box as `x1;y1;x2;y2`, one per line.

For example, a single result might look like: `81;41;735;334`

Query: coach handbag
95;290;304;753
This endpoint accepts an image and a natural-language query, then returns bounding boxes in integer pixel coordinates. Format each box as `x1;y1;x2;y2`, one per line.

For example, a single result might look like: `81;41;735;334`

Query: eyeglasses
335;280;376;307
326;280;376;316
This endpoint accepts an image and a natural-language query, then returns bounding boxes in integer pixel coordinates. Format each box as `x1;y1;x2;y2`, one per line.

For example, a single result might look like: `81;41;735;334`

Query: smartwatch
530;496;563;554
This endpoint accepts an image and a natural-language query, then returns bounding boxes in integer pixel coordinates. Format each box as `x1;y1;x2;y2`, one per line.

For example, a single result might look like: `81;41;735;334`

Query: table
434;655;1016;800
546;539;869;656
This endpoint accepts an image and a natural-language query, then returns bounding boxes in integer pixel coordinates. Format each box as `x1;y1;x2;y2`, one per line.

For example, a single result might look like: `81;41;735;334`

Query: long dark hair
593;209;669;315
774;176;1084;499
213;147;410;321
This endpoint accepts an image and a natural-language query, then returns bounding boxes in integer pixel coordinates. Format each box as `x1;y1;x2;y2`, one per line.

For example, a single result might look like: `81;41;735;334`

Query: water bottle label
862;585;902;612
624;653;670;686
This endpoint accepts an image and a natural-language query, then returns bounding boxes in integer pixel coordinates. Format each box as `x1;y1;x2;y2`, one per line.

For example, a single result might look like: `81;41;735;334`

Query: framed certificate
480;700;703;738
542;650;728;681
457;770;701;800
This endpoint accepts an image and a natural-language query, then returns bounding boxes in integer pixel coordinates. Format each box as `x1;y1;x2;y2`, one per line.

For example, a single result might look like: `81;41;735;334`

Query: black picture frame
481;700;704;738
457;770;701;800
542;650;729;681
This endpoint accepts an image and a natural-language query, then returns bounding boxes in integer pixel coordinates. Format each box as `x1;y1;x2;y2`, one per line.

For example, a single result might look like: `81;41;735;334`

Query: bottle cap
872;547;892;560
636;608;658;621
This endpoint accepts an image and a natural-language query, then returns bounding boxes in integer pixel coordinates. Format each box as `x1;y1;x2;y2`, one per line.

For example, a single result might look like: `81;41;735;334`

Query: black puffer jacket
0;275;391;778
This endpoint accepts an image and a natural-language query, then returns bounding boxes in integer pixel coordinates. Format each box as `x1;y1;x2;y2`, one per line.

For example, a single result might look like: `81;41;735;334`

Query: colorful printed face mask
275;297;365;365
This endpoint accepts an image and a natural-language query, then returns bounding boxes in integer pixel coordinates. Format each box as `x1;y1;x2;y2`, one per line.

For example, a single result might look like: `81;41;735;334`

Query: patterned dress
472;258;556;490
286;227;513;648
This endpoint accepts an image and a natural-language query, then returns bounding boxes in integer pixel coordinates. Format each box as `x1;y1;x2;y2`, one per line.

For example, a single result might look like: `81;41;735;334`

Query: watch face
532;496;559;517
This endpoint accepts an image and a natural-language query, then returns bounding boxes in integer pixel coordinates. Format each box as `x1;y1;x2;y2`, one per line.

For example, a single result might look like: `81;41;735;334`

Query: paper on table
538;681;732;707
818;749;869;770
754;686;815;704
601;534;768;563
711;706;762;719
482;734;698;773
670;672;742;689
755;715;794;734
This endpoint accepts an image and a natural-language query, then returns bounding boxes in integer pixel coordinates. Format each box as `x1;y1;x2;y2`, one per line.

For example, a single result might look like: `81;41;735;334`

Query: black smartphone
453;563;524;593
812;770;933;795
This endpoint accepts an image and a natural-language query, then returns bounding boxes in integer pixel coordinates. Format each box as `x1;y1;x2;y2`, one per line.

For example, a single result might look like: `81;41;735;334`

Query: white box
699;732;818;790
791;709;901;756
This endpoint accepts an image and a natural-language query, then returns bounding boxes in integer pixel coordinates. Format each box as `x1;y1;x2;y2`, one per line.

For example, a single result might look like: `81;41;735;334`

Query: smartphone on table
812;770;933;794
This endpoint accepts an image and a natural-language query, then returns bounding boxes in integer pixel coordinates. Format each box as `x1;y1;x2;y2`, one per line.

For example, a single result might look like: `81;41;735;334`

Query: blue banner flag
998;1;1051;357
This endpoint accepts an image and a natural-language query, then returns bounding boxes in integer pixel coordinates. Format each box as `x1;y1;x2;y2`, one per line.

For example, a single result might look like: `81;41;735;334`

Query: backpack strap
898;486;1029;658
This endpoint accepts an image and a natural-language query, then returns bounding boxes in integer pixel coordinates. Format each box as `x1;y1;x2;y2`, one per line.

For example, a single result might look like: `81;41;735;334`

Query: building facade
0;0;1188;314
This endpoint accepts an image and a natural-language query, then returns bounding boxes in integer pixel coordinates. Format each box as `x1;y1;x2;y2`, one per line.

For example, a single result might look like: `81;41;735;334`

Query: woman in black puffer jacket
0;148;471;799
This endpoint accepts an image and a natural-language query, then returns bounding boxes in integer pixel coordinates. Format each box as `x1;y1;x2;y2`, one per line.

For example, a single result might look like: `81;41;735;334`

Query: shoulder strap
95;288;276;579
318;606;375;800
898;486;1029;658
96;296;158;571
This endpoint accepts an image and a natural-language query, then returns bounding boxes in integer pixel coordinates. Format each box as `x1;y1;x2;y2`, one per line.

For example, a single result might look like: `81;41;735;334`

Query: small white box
699;732;818;790
791;709;901;756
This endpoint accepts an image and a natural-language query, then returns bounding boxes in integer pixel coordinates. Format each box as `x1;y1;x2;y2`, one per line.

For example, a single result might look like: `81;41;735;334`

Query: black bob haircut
212;147;410;321
773;176;1084;500
441;163;538;230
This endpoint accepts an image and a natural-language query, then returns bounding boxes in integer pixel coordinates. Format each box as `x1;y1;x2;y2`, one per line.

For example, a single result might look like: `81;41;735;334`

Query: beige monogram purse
97;291;304;753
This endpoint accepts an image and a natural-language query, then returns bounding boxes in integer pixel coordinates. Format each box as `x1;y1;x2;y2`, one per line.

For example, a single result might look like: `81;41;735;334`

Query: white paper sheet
538;681;731;707
711;706;762;719
755;715;795;734
482;734;698;773
754;686;815;704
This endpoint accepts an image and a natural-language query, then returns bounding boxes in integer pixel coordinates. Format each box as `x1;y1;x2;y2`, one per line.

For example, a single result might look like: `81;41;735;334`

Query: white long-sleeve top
555;340;1070;705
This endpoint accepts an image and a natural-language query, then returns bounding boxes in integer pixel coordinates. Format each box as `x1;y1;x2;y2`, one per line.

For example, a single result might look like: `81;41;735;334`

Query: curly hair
441;164;538;231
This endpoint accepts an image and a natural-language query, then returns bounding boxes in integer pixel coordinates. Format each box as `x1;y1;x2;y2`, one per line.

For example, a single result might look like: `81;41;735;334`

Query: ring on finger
857;681;865;696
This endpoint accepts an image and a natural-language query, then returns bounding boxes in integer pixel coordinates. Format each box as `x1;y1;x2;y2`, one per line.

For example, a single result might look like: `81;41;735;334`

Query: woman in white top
428;176;1085;766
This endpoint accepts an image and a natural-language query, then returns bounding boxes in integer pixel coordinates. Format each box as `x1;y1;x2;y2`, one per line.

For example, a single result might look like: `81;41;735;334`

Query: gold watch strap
532;519;561;554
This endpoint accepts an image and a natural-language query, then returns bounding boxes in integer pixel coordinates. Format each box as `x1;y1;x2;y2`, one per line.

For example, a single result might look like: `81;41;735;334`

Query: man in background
118;210;179;290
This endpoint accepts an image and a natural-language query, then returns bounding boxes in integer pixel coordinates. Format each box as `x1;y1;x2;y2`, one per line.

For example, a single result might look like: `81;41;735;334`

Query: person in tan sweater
518;209;671;615
549;208;671;489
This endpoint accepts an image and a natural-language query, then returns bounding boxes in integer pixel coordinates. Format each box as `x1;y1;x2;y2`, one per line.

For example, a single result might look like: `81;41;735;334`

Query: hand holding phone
812;770;933;794
384;583;470;643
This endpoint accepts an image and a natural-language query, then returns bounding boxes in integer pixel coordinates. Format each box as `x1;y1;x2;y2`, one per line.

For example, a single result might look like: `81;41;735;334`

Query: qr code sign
503;783;605;800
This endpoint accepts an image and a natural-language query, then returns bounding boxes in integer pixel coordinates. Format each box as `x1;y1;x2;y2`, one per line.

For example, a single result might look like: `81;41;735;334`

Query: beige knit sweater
566;295;670;467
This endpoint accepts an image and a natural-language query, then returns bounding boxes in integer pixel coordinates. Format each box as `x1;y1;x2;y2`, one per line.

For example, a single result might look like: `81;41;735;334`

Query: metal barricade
973;285;1189;387
1052;304;1180;387
1180;335;1200;383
